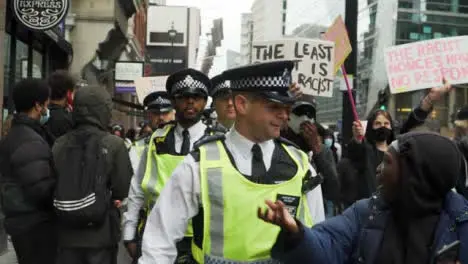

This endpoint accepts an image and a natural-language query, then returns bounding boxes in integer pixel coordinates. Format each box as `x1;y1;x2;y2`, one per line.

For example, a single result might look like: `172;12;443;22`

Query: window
283;0;287;10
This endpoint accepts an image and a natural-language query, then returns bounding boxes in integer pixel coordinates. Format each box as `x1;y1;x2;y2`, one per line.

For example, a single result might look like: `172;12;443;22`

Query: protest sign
134;76;168;104
251;38;335;97
323;15;352;74
384;36;468;94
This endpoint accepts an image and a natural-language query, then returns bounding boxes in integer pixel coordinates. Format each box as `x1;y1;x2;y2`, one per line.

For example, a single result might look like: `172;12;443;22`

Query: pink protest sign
385;36;468;94
323;15;352;74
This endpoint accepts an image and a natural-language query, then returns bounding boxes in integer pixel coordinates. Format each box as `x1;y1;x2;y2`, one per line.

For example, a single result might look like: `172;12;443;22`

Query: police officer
139;61;325;264
209;74;236;131
124;91;176;263
129;91;175;170
125;69;210;263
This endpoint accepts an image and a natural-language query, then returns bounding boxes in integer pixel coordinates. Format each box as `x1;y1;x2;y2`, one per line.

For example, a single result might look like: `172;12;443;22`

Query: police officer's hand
125;242;138;259
258;200;299;234
300;122;321;153
288;83;302;99
352;121;364;142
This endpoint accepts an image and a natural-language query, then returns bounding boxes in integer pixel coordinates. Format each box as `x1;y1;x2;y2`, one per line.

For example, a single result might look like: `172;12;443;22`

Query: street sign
13;0;70;31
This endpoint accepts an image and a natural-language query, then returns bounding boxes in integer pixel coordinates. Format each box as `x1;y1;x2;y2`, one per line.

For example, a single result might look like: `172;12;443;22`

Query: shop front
3;0;73;113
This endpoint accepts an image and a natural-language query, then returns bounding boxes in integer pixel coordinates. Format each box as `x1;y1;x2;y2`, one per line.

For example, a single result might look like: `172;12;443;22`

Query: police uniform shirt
122;120;207;242
138;128;325;264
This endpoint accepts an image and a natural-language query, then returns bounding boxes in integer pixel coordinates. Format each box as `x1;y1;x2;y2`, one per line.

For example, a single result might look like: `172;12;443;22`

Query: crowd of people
0;61;467;264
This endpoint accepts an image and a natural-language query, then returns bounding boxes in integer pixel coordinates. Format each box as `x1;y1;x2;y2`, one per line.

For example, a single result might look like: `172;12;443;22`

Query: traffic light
378;89;389;111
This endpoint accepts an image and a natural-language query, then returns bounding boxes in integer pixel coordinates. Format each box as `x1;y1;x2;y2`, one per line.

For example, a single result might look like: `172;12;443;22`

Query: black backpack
53;131;110;228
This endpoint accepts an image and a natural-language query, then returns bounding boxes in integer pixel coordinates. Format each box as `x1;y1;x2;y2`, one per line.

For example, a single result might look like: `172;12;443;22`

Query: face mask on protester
288;113;315;134
40;107;50;125
324;138;333;148
373;127;392;142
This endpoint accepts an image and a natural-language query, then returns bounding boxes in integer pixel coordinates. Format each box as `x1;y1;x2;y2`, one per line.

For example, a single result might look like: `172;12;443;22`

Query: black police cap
209;74;231;98
166;68;210;98
222;60;295;104
143;91;173;113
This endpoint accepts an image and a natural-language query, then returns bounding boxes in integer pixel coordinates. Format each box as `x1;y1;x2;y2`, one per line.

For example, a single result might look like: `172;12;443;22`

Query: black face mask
373;127;392;142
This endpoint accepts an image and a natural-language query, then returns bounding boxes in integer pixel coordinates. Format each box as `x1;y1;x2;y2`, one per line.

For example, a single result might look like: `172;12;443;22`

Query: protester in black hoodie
46;70;76;140
261;132;468;264
53;86;133;264
0;79;56;264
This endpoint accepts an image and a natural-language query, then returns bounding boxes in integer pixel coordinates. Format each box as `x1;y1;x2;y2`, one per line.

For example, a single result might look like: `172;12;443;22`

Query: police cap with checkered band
166;68;211;98
222;60;295;104
143;91;173;113
209;74;231;98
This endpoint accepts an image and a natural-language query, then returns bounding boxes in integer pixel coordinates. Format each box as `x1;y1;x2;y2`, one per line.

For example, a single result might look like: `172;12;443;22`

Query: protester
260;132;468;264
281;98;340;209
348;109;396;200
0;79;56;264
322;129;339;163
46;70;76;139
53;85;133;264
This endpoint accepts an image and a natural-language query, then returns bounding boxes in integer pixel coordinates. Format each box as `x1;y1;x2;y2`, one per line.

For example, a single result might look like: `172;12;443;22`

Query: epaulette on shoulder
276;137;300;149
193;133;226;150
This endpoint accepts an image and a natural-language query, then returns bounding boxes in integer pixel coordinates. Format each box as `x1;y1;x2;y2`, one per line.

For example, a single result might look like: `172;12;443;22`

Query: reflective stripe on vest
140;124;194;237
195;140;312;263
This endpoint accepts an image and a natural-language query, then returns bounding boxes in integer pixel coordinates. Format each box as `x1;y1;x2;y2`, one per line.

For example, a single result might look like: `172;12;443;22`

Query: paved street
0;239;17;264
0;239;133;264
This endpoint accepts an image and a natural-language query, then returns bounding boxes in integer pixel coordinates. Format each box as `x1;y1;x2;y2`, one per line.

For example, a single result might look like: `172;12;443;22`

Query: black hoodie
53;86;133;248
377;132;461;264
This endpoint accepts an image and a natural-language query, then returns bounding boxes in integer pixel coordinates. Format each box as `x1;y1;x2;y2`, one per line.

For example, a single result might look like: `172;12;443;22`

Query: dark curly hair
48;70;76;100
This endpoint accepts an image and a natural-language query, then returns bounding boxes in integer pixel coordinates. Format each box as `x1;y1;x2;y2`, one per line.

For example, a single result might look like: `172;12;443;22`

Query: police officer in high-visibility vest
209;74;235;132
124;91;175;263
127;68;210;263
139;61;325;264
129;91;175;170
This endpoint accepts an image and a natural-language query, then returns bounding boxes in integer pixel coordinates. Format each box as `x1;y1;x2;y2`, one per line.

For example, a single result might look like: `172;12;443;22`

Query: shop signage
14;0;70;31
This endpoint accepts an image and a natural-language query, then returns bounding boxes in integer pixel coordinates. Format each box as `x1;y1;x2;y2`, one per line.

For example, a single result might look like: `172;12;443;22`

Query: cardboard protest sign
385;36;468;94
323;15;352;74
134;76;168;104
252;38;335;97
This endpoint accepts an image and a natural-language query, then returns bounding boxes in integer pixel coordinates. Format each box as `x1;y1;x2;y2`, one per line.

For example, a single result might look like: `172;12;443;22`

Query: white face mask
288;113;315;134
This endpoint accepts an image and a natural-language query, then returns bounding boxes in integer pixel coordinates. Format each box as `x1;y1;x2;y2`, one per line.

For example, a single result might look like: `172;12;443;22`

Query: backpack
53;131;110;228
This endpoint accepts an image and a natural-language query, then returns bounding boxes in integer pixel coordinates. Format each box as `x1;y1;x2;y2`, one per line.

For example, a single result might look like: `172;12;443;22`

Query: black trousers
56;247;117;264
10;222;57;264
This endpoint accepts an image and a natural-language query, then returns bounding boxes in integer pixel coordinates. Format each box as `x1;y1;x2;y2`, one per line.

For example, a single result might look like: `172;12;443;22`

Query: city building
68;0;148;127
240;13;253;65
2;0;73;113
146;5;201;76
226;49;242;69
251;0;286;41
357;0;468;132
200;18;224;75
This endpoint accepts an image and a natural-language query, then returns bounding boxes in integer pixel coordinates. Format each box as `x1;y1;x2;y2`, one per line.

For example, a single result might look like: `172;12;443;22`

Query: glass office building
357;0;468;132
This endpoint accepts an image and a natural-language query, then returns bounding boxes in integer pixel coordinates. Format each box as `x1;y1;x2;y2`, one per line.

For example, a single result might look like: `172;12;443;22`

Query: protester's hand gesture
422;78;452;111
258;200;299;234
352;121;364;142
301;122;321;153
288;83;303;100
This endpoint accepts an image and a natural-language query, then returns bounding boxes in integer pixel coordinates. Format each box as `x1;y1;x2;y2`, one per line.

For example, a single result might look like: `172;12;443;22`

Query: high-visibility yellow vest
133;137;147;160
193;140;313;264
141;124;193;237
